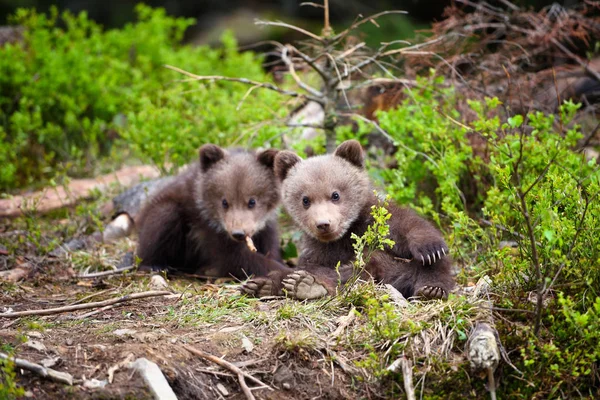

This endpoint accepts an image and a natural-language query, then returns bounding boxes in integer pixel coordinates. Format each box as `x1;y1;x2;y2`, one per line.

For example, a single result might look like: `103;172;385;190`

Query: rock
241;335;254;353
149;275;169;290
83;378;108;389
103;213;134;243
467;322;500;371
113;329;137;337
129;358;177;400
216;383;229;396
25;340;47;352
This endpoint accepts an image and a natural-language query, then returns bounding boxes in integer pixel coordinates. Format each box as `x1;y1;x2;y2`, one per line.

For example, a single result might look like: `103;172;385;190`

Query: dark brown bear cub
136;144;294;279
242;140;454;300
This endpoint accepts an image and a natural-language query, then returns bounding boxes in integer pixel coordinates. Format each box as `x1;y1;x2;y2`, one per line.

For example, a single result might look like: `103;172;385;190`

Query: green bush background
0;4;287;191
1;4;599;398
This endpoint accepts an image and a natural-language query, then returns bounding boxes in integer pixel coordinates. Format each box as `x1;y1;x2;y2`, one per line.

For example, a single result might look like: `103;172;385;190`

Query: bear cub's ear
274;151;302;181
334;140;364;168
256;149;279;170
199;144;226;172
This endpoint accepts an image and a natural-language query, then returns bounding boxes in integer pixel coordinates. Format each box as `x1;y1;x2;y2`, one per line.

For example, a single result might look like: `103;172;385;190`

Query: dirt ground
0;241;365;400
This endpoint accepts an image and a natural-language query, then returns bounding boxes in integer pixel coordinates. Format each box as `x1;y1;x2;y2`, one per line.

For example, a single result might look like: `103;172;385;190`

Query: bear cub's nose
316;220;330;232
231;230;246;241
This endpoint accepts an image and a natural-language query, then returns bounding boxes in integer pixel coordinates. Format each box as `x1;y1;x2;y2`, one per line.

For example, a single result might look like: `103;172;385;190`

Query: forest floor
0;235;362;399
0;183;486;399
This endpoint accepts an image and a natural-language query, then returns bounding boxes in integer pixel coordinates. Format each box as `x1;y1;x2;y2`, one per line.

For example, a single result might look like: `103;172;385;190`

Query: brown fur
135;145;294;279
257;140;454;299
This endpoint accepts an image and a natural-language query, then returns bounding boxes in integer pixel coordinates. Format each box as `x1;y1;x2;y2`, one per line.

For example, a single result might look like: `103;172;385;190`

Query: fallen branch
0;290;172;318
0;165;159;218
77;265;136;279
183;345;272;400
0;352;73;385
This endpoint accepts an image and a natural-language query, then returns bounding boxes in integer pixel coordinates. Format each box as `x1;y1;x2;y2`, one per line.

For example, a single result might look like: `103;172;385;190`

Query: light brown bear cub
136;144;294;279
242;140;454;300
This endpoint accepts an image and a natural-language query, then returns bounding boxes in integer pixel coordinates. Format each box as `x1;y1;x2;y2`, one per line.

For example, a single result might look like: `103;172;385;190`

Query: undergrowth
0;5;289;191
328;72;600;398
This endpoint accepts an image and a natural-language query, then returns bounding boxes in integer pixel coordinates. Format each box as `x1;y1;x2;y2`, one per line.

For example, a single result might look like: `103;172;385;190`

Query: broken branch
183;345;271;400
0;352;73;385
0;290;172;318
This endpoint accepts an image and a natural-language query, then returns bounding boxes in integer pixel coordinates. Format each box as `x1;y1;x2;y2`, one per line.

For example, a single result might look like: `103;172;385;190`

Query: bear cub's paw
409;240;449;266
415;285;448;300
240;277;279;298
282;270;329;300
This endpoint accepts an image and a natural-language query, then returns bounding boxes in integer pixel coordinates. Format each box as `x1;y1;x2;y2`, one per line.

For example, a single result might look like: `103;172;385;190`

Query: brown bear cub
136;144;294;280
241;140;454;300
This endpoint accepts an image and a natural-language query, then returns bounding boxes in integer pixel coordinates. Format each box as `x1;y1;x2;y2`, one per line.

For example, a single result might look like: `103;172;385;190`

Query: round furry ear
199;144;226;172
334;140;364;168
274;151;302;181
256;149;279;170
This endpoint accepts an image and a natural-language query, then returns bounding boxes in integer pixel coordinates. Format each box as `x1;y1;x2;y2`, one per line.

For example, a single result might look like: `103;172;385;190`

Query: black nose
231;231;246;241
316;221;330;232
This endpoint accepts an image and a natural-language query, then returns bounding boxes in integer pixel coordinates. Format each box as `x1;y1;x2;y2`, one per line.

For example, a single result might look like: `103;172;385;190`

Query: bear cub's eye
248;198;256;209
302;196;310;208
331;192;340;202
222;199;229;209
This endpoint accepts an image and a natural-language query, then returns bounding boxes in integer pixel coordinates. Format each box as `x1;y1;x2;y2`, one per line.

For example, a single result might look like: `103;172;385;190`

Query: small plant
341;194;395;295
0;352;25;399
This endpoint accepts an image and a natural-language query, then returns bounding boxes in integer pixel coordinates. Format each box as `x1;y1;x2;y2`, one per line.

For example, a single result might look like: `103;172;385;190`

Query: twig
0;352;73;385
67;288;117;305
74;304;116;319
164;65;323;105
512;128;545;337
281;46;323;97
330;10;408;44
401;356;416;400
285;44;329;82
254;19;323;42
77;265;135;279
551;38;600;83
183;345;272;400
0;290;172;318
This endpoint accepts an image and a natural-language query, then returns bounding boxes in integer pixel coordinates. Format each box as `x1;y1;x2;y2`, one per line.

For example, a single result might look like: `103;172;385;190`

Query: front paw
282;270;329;300
410;240;449;266
240;277;280;298
415;285;448;300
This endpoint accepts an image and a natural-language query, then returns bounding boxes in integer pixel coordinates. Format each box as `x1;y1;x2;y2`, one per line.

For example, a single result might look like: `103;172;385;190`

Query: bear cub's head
198;144;280;241
275;140;371;243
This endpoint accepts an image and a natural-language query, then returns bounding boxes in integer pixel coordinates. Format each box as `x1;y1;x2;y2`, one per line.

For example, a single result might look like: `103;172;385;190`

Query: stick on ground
0;290;172;318
0;352;74;385
183;345;271;400
401;356;416;400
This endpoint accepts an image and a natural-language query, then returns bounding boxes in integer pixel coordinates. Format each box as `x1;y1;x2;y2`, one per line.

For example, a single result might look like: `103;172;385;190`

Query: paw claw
241;277;278;298
421;256;425;266
282;270;328;300
427;254;431;265
416;285;447;300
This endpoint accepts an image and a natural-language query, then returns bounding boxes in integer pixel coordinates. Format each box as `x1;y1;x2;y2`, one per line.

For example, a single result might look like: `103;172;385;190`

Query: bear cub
242;140;454;300
136;144;293;280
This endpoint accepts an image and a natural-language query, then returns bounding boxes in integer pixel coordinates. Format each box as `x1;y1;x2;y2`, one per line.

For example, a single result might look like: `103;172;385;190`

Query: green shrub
0;5;288;190
351;72;600;397
0;356;25;399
